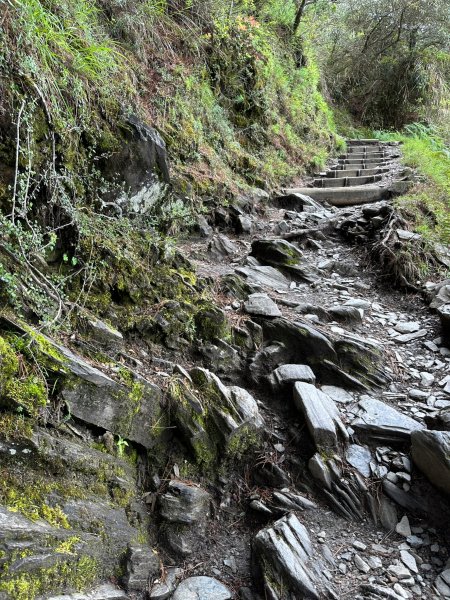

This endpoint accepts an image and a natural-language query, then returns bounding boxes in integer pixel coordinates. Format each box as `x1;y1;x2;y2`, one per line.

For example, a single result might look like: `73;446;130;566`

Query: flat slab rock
293;381;348;450
411;430;450;497
321;385;353;404
346;444;372;478
47;341;163;449
236;265;290;290
171;576;232;600
244;292;281;317
394;329;428;343
351;396;424;441
271;364;316;387
253;512;336;600
435;569;450;598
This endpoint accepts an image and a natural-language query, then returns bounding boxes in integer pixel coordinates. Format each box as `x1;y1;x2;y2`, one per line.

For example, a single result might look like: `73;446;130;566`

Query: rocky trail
1;140;450;600
171;140;450;600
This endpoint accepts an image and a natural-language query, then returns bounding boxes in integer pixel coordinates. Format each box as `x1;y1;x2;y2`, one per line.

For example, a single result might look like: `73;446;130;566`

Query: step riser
285;186;388;206
336;159;389;166
347;139;384;145
339;153;386;160
332;162;388;168
346;147;383;154
314;175;382;188
326;168;389;178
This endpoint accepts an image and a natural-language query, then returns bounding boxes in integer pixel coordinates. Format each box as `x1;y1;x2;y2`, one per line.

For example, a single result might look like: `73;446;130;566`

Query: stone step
313;174;382;188
346;146;383;154
284;185;388;206
347;139;384;145
326;167;389;178
339;152;387;160
336;158;389;166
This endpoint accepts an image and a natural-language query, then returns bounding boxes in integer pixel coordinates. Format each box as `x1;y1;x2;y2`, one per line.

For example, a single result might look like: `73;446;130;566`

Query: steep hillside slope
0;0;340;216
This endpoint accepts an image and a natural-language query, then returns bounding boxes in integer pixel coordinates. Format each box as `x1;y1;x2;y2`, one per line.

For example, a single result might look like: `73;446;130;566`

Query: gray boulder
262;318;336;366
236;214;253;234
236;265;290;290
172;577;232;600
200;339;241;379
293;382;348;451
411;430;450;497
244;293;281;317
429;281;450;309
328;306;363;323
60;357;163;450
159;481;211;558
149;567;182;599
251;239;317;282
269;364;316;389
251;238;303;264
99;115;170;216
0;318;163;449
159;481;210;525
197;215;213;237
351;397;424;442
346;444;372;478
80;314;124;352
253;513;336;600
208;235;239;259
333;333;390;388
435;569;450;598
261;318;388;389
248;343;290;385
123;545;159;593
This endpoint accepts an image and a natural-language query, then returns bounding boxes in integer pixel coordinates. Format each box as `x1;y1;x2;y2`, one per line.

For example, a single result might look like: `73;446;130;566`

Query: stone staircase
285;139;400;206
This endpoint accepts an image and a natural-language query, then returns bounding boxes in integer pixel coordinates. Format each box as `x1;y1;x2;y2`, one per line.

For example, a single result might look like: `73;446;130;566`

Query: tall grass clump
376;124;450;245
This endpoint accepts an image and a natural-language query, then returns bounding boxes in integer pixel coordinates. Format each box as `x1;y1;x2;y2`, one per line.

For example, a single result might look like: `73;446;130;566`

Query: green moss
134;526;149;546
190;436;217;468
3;376;47;416
170;373;260;472
73;213;208;346
226;425;261;460
0;336;19;384
0;413;33;441
0;333;49;416
114;370;146;438
0;471;70;529
54;536;81;555
4;326;67;373
194;306;231;342
0;554;99;600
111;485;134;509
25;328;66;364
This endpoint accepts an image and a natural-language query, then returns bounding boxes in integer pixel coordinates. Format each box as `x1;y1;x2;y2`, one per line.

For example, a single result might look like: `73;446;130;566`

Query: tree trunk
293;0;308;34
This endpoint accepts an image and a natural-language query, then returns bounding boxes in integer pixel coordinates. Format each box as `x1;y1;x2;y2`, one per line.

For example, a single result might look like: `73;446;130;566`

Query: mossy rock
194;305;230;342
168;368;264;472
220;273;255;300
